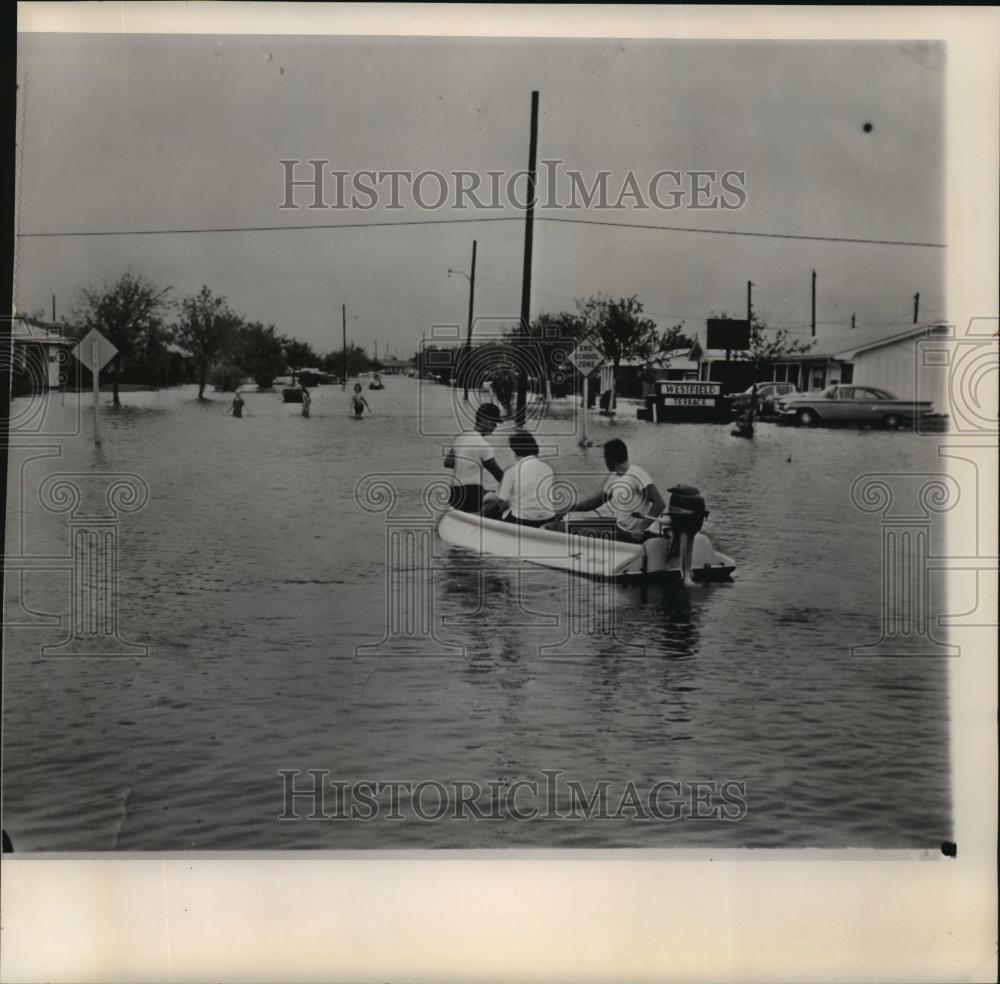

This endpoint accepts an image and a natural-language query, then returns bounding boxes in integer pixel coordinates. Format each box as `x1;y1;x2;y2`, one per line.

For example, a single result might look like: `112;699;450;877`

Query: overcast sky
15;34;945;356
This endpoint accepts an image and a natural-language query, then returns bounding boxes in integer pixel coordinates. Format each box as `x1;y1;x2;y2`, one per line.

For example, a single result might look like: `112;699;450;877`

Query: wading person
300;382;311;418
443;403;503;513
350;383;371;418
490;430;556;527
553;438;666;542
231;391;245;418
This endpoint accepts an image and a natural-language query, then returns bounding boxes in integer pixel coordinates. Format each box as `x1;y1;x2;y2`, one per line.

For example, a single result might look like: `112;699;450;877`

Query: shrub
211;363;244;393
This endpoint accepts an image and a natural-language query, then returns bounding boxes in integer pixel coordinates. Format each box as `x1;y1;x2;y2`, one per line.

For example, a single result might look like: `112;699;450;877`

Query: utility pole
851;313;856;330
51;294;56;324
745;279;757;436
913;292;920;324
811;270;817;337
342;304;347;388
464;239;477;401
515;90;539;428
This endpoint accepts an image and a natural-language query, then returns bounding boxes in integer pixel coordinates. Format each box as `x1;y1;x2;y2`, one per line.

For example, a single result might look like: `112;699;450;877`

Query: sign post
72;328;118;446
567;338;605;448
91;338;101;445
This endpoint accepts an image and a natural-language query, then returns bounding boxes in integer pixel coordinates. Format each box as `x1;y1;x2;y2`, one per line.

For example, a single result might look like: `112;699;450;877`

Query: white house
10;315;76;389
686;322;951;404
767;323;951;402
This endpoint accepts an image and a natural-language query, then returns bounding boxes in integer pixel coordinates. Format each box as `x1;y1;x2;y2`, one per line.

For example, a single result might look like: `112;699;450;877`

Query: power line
542;216;945;249
17;213;947;249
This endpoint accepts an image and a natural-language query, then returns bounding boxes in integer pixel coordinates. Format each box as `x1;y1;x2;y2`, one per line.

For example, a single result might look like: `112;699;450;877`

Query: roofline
11;335;76;347
832;322;950;359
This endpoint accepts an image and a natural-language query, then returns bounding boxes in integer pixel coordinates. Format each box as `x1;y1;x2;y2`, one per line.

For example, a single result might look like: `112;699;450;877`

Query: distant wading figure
300;382;311;417
350;383;371;418
231;392;245;418
444;403;503;513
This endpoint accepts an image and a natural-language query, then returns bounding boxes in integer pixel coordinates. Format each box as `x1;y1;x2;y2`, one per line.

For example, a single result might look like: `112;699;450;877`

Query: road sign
73;329;118;373
567;338;604;376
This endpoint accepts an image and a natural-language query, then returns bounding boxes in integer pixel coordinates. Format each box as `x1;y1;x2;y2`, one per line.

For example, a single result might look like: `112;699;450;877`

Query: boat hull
436;509;735;582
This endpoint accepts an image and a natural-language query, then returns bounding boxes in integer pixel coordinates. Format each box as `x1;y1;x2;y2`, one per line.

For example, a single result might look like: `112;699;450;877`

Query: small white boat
436;509;735;582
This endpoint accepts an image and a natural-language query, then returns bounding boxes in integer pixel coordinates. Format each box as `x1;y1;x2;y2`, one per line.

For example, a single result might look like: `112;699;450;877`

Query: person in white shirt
553;438;666;541
443;403;504;513
492;431;556;527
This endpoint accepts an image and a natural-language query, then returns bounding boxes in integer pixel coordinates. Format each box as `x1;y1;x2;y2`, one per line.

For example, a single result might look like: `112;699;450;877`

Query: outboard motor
667;485;708;534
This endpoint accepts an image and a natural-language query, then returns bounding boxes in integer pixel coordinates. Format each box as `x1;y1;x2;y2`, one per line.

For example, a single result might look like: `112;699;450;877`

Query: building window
841;364;854;384
786;365;799;386
774;364;787;382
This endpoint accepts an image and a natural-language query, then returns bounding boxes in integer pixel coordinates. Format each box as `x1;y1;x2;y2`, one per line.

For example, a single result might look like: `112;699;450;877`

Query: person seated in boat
552;438;666;542
443;403;504;513
350;383;371;418
486;430;556;527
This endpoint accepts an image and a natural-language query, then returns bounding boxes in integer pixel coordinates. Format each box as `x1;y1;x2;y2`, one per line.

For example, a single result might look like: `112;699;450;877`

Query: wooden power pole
811;270;817;337
515;91;539;428
464;239;477;401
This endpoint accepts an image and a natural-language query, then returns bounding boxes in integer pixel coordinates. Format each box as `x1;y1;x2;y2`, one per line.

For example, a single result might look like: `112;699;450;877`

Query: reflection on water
3;380;950;849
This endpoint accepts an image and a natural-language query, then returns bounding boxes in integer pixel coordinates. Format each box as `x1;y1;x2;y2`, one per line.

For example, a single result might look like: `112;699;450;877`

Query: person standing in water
231;391;245;418
300;382;311;418
350;383;371;418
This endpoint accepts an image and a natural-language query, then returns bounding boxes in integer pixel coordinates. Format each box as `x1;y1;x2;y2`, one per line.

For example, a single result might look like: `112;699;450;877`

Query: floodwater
3;378;951;849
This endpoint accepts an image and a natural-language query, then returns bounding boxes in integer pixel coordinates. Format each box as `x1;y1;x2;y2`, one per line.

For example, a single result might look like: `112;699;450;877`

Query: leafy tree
72;271;172;405
576;294;660;373
655;322;696;355
747;315;814;369
210;364;244;393
140;321;177;390
175;286;242;400
283;339;318;383
321;343;372;380
237;322;286;389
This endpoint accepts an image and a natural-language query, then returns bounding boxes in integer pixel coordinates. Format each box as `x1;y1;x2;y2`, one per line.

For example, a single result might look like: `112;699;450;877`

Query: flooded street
3;378;951;850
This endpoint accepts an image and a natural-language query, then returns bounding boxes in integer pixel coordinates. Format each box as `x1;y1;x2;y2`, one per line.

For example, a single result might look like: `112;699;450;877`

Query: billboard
706;318;751;351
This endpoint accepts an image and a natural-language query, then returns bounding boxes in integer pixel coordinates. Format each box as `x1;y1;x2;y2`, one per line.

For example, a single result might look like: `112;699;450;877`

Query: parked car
775;384;935;428
726;381;800;415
